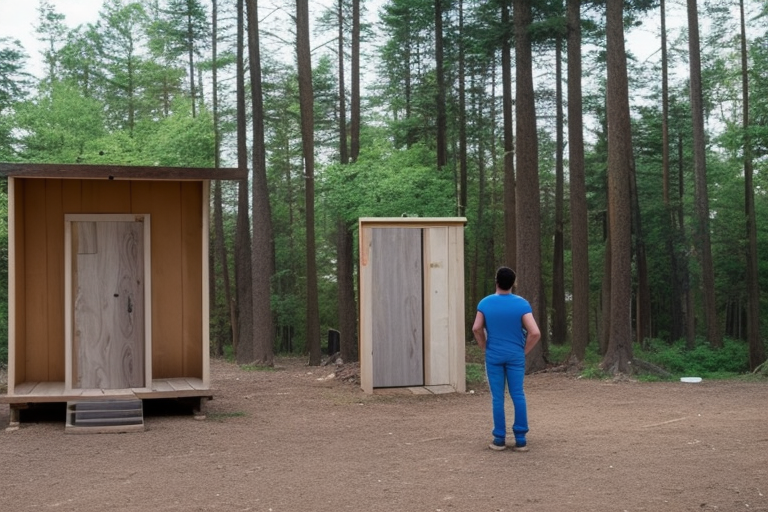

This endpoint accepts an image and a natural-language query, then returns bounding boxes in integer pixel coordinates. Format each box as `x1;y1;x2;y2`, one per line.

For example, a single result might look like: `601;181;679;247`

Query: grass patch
466;362;486;387
207;411;247;422
240;364;279;372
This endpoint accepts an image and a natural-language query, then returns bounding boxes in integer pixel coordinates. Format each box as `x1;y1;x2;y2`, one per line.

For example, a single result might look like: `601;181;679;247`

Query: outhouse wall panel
180;181;204;380
22;179;66;382
148;181;185;379
44;180;66;381
423;227;450;386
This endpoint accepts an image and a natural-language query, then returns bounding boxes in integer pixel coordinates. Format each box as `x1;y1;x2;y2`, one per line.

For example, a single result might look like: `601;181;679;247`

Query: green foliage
14;80;106;162
321;137;456;223
0;37;29;110
635;338;751;378
549;339;755;380
580;365;610;380
465;363;485;388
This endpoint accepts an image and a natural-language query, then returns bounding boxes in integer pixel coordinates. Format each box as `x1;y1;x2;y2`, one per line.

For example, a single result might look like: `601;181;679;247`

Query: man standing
472;266;541;451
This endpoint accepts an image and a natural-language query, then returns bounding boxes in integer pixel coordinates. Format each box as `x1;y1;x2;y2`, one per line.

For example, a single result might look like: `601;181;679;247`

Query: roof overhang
0;162;247;181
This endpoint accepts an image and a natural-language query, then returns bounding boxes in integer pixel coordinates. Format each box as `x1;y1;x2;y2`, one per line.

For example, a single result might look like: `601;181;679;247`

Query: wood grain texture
150;182;184;378
181;182;203;379
447;226;466;392
424;227;450;386
23;179;50;381
45;181;66;381
371;228;424;388
74;221;144;389
9;178;25;388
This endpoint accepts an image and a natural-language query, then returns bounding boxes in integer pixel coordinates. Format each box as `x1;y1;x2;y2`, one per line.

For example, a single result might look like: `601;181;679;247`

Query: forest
0;0;767;377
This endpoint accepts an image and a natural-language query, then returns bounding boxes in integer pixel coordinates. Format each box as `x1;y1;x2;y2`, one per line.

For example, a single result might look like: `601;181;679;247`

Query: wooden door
71;219;145;389
371;228;424;387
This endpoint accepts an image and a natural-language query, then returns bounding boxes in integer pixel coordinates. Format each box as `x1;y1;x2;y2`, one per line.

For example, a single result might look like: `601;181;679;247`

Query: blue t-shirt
477;293;532;360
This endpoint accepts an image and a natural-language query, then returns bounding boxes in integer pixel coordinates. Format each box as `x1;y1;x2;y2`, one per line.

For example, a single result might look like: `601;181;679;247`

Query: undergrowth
545;338;760;381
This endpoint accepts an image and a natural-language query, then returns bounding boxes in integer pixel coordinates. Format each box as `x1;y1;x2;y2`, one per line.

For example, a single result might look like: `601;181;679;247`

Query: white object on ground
680;377;702;383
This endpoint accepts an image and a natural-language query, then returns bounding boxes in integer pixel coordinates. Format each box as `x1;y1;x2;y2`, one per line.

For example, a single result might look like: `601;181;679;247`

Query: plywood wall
11;178;205;385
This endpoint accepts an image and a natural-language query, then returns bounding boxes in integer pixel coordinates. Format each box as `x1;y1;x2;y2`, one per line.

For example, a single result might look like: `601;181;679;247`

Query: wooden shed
358;217;466;395
0;163;246;432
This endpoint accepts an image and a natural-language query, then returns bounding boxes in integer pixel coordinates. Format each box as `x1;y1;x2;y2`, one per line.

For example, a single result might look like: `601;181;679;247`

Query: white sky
1;0;103;76
0;0;698;85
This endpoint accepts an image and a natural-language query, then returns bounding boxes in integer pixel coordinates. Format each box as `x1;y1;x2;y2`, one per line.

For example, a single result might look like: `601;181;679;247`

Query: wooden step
65;399;145;434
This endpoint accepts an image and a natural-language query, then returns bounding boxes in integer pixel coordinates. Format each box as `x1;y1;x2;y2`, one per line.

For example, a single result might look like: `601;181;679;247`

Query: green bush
541;338;753;380
635;338;750;377
465;362;486;387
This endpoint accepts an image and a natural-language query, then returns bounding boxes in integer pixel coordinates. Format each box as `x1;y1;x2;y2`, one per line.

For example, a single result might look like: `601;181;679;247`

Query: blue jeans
485;355;529;446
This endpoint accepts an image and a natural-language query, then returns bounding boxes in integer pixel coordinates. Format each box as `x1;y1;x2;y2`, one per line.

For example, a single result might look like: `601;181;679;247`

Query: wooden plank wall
12;178;204;386
424;227;450;386
447;225;466;392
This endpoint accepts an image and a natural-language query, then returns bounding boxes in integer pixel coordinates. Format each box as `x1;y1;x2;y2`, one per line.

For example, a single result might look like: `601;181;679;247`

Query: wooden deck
0;378;211;404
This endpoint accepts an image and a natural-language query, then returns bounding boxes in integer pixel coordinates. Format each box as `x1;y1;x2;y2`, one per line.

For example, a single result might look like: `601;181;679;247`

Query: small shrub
466;362;486;387
580;364;609;380
548;343;571;364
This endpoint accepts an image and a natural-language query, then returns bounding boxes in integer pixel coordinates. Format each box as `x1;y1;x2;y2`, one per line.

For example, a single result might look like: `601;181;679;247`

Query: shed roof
0;162;246;181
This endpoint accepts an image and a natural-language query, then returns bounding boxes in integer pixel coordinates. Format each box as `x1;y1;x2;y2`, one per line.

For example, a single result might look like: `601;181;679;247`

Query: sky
1;0;711;103
1;0;103;77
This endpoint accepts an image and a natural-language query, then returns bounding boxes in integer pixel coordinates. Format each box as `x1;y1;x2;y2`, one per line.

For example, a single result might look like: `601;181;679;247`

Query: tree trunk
337;0;347;166
601;0;633;374
687;0;721;348
457;0;467;217
567;0;589;361
296;0;321;365
599;221;611;356
660;0;685;343
551;33;566;346
336;0;358;363
513;0;544;373
246;0;276;365
630;158;651;344
235;0;253;364
501;0;516;269
350;0;360;161
188;6;197;118
678;133;696;349
435;0;447;169
740;0;766;369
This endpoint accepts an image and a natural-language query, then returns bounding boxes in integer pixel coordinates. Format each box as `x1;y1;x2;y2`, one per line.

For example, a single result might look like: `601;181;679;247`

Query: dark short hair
496;266;516;291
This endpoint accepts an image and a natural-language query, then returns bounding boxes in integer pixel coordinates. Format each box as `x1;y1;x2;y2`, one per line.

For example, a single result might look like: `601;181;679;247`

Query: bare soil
1;357;767;512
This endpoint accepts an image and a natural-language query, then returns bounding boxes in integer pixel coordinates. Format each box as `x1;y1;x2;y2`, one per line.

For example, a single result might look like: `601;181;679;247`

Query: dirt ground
1;357;767;512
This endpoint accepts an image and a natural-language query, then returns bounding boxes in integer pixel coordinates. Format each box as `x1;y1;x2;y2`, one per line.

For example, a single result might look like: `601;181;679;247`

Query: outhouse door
371;228;424;387
65;214;152;390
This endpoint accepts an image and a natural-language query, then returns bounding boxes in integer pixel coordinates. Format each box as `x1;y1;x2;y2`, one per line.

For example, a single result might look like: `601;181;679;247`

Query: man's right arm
522;312;541;355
